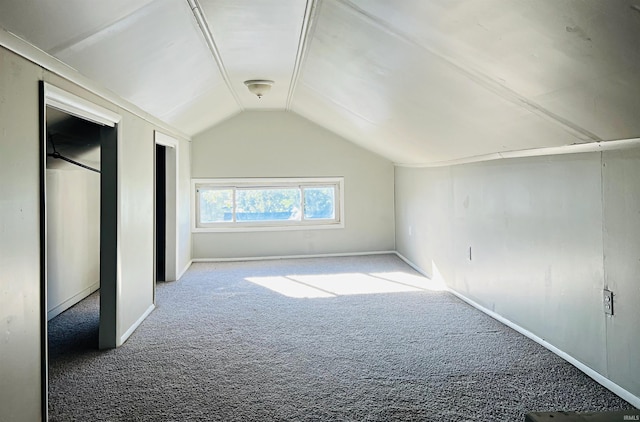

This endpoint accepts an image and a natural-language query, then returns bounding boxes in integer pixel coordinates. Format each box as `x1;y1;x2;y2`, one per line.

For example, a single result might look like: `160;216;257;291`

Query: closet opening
154;131;178;285
41;82;121;421
45;107;102;322
156;144;167;282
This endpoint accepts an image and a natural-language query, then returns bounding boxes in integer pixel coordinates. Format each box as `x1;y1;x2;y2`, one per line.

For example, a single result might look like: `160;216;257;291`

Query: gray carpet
48;254;634;421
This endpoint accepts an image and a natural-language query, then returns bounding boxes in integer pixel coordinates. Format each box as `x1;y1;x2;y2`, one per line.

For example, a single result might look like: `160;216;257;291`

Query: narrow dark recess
156;144;166;282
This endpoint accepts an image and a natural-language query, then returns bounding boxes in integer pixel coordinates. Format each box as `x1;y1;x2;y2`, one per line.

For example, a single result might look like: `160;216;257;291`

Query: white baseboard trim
177;260;193;280
118;304;155;347
393;252;640;409
192;250;396;263
446;287;640;409
394;252;430;277
47;281;100;321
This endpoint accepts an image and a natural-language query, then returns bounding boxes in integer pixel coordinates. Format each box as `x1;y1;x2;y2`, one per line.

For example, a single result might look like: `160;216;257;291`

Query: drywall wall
191;111;395;259
395;150;640;403
113;110;155;342
0;44;43;422
394;165;454;287
177;137;192;275
602;148;640;398
46;167;100;320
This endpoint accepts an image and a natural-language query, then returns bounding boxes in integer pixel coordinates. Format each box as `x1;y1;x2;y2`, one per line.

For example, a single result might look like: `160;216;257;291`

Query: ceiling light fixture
244;80;274;99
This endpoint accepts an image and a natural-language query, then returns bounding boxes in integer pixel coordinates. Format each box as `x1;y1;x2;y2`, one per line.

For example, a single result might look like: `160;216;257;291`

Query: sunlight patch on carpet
245;276;336;298
246;271;440;298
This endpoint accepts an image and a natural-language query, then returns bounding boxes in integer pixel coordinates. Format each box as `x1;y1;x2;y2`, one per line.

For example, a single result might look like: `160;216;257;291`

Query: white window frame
191;177;345;232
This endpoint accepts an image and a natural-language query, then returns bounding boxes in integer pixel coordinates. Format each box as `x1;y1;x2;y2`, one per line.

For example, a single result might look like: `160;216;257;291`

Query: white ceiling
1;0;639;164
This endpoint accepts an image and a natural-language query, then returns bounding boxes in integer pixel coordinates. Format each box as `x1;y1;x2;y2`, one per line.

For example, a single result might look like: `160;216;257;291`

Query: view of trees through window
303;187;335;220
198;184;336;225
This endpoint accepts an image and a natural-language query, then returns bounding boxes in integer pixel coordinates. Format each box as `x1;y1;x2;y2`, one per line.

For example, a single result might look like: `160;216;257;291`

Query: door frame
154;131;179;282
40;82;122;421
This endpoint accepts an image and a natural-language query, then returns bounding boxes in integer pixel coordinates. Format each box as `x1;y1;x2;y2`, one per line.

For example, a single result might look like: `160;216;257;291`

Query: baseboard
47;281;100;321
118;304;155;347
393;252;640;409
177;259;193;280
394;252;430;277
192;250;396;263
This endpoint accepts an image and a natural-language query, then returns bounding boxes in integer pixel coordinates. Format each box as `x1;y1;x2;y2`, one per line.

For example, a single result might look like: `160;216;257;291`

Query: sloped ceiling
1;0;639;164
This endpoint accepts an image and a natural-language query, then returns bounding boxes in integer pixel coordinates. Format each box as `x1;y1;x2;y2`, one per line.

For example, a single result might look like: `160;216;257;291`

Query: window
192;178;344;232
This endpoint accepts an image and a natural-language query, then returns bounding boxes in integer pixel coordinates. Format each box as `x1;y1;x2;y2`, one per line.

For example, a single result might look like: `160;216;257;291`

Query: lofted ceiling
1;0;639;164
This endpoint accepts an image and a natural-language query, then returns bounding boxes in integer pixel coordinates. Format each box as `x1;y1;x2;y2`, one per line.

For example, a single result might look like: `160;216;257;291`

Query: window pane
236;188;301;222
303;186;335;220
199;188;233;223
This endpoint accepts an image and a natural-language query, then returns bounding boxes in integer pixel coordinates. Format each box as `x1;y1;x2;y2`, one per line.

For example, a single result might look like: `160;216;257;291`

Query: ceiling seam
187;0;244;111
337;0;602;143
298;82;379;126
47;3;154;56
286;0;320;111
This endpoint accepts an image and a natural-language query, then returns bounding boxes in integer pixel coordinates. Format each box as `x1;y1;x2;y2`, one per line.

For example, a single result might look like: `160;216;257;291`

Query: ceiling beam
187;0;243;111
286;0;319;110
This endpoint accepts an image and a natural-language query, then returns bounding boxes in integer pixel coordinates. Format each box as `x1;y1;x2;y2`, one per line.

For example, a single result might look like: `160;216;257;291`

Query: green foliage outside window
199;189;232;223
304;187;334;219
236;188;300;221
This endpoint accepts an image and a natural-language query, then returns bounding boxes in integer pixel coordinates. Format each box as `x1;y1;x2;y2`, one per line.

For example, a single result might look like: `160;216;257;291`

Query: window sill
192;222;345;233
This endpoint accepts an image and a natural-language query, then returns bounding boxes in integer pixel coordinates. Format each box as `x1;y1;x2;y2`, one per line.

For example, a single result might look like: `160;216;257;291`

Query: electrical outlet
603;289;614;315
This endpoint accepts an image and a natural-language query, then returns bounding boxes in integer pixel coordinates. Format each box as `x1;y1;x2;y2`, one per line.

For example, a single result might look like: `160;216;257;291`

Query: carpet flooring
48;254;634;421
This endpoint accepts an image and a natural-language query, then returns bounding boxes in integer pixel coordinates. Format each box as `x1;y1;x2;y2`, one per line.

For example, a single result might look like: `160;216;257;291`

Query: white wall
46;168;100;319
114;111;155;342
0;44;43;422
177;137;192;275
395;150;640;404
601;148;640;399
191;111;395;259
